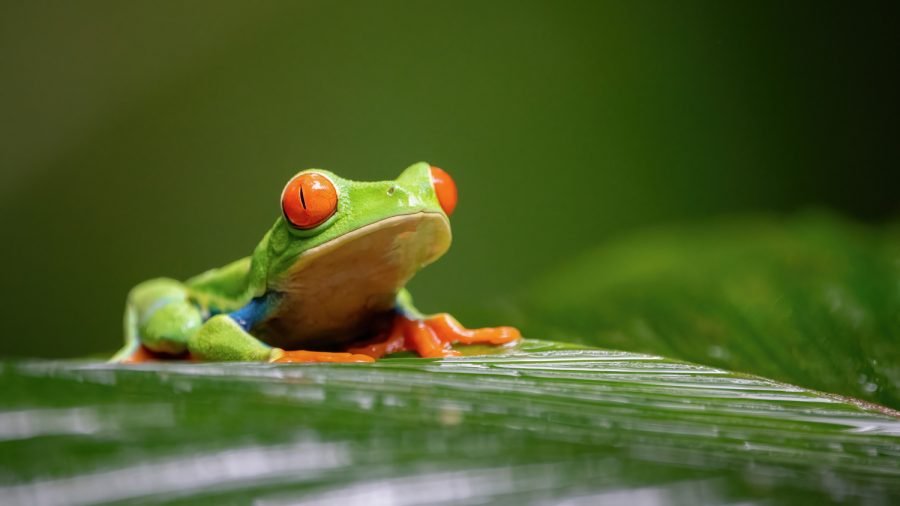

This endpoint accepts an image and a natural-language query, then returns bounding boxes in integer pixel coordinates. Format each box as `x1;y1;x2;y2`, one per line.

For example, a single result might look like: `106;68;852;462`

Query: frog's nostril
387;185;396;196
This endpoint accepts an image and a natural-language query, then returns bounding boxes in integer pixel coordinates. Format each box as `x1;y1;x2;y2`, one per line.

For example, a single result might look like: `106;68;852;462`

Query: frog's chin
285;211;452;278
262;211;451;348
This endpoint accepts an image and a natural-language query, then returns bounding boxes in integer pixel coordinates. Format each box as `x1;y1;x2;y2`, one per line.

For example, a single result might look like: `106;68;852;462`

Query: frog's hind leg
110;279;202;363
348;289;521;359
109;300;145;363
111;278;372;363
188;314;373;363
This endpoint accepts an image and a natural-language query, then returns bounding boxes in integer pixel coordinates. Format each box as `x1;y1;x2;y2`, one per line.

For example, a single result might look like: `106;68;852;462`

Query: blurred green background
1;1;897;358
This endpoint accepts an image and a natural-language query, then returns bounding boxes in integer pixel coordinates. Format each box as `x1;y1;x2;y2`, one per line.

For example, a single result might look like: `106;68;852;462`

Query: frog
111;162;520;363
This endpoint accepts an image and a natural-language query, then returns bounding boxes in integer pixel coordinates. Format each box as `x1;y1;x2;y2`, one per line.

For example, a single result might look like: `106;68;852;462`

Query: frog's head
261;162;457;292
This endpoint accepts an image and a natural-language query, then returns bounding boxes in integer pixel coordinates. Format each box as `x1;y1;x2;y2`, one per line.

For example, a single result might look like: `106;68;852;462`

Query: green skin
111;162;448;362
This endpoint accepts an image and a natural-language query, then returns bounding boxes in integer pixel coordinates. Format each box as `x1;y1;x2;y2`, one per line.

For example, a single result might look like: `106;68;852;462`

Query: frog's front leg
348;289;521;359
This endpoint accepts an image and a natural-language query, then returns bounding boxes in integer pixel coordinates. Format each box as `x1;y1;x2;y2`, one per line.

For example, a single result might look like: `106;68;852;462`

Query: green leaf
4;214;899;503
520;213;900;409
1;343;898;505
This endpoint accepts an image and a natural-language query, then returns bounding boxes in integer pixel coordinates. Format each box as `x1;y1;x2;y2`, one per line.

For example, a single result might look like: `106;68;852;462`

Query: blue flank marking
228;294;275;331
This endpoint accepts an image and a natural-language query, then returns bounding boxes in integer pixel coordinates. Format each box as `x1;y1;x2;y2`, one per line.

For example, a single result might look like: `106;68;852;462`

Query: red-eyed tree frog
111;163;520;363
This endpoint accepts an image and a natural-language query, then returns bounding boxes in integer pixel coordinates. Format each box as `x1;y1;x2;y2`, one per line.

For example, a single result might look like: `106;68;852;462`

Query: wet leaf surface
2;340;898;505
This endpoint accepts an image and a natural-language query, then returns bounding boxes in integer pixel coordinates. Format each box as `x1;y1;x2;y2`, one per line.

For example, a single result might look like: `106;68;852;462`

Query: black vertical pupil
299;186;307;209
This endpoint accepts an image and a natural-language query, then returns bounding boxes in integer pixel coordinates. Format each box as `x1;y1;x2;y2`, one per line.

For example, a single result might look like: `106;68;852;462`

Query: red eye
281;173;338;229
429;166;457;216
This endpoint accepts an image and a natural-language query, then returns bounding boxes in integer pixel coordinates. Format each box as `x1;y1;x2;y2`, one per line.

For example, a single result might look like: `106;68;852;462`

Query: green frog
111;162;520;363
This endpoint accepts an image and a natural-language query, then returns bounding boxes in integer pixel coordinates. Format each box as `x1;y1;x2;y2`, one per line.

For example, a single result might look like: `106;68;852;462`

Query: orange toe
406;318;456;358
348;313;520;359
347;325;406;359
425;313;521;345
120;346;158;364
273;350;375;363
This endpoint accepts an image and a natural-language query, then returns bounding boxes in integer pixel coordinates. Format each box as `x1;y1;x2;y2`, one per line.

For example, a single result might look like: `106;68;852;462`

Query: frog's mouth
285;211;452;279
263;212;451;347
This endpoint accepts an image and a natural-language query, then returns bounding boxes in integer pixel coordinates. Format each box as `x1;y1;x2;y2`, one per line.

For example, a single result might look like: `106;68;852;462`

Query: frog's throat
261;211;451;349
271;211;451;294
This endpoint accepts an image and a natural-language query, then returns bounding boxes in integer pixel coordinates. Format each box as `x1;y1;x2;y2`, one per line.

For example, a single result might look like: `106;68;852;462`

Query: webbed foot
348;313;521;359
119;345;159;364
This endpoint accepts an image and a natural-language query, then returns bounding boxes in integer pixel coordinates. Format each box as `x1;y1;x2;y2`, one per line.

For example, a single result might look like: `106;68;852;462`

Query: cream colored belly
253;213;450;350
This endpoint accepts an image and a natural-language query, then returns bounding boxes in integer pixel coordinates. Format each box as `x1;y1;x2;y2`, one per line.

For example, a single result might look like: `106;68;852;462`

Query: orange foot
348;313;521;359
271;349;375;363
120;345;159;364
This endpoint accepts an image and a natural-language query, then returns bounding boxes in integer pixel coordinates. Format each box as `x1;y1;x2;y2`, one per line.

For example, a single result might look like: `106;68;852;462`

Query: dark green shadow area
519;213;900;410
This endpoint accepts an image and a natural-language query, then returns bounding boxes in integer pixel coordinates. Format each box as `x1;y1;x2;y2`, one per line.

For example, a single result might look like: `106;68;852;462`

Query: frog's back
185;257;254;313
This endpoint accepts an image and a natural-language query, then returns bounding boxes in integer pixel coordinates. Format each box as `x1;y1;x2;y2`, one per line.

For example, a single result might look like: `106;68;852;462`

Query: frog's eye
429;166;457;216
281;172;338;229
